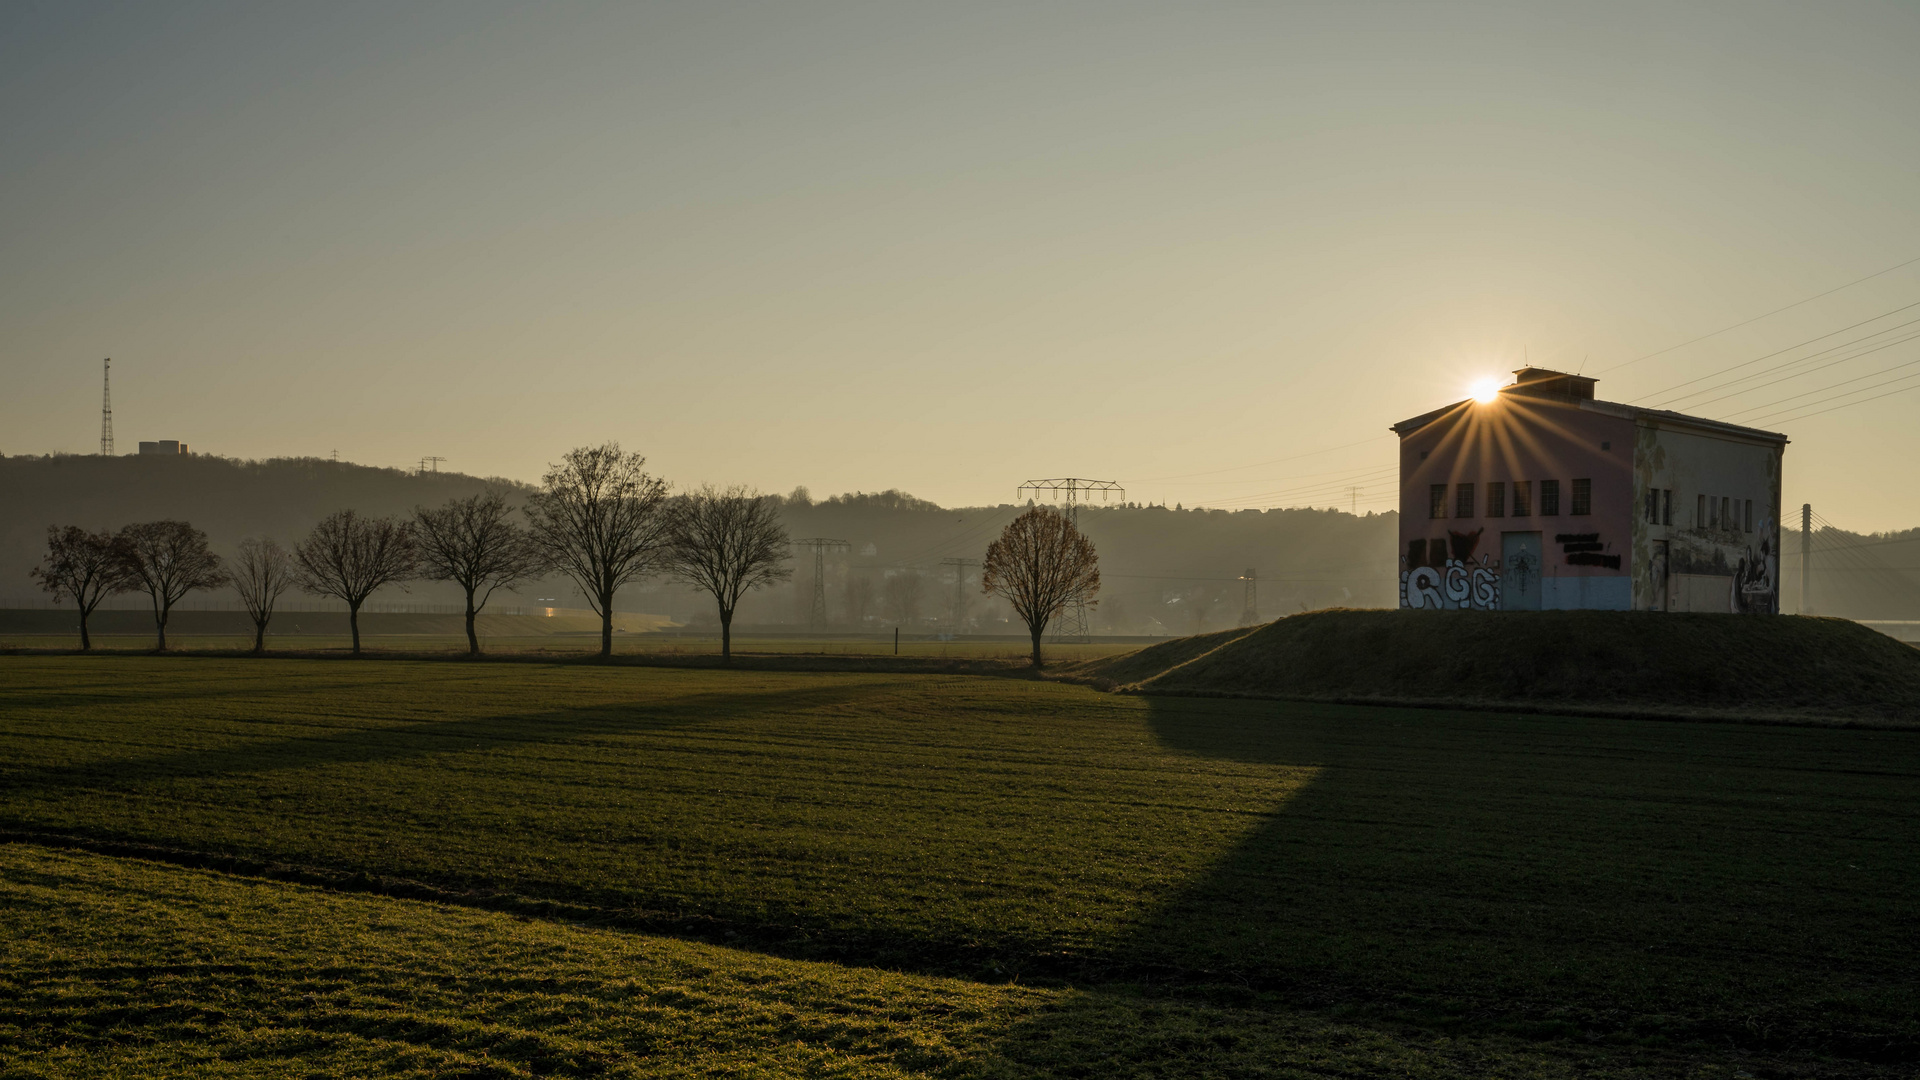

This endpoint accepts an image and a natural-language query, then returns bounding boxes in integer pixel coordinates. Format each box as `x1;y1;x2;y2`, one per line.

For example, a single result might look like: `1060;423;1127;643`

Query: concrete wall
1397;396;1635;610
1630;421;1783;614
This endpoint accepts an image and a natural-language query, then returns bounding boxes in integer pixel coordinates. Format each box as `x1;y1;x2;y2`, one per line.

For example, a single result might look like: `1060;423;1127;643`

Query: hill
1071;610;1920;725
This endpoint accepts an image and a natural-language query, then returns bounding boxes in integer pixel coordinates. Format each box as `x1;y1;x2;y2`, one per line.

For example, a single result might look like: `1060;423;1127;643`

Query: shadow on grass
1022;694;1920;1064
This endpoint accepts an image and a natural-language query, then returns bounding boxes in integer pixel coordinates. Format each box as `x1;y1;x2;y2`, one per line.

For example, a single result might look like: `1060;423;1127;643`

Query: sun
1470;377;1502;404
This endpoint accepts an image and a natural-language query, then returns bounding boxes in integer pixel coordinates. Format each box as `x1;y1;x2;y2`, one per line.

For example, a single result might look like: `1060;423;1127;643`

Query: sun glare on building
1470;377;1502;404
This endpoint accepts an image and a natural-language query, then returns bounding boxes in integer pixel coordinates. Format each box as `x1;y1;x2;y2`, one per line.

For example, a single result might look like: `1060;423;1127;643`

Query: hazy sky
5;2;1918;528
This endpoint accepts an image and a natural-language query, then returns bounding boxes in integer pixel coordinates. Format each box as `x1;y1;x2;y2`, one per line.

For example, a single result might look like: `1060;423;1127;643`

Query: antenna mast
100;358;114;456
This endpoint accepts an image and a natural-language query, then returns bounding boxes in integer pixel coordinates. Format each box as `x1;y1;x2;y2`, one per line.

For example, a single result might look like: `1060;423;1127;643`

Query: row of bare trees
31;443;1100;667
30;444;796;663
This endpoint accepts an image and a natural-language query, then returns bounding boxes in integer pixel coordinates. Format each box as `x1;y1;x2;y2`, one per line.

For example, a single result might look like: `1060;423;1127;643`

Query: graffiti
1556;532;1621;570
1448;528;1484;561
1733;535;1776;614
1505;546;1539;596
1400;553;1502;611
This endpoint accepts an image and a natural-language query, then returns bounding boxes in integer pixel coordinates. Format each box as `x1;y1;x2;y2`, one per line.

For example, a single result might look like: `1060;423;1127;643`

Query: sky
4;1;1918;529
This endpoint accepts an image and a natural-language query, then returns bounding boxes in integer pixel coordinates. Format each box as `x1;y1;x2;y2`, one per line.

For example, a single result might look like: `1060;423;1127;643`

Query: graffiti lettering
1400;554;1502;611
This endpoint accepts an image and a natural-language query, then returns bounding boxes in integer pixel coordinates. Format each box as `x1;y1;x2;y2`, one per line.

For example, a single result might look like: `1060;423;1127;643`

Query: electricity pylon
418;456;447;474
1016;478;1125;642
792;538;849;631
940;557;981;630
1239;569;1259;626
100;359;114;456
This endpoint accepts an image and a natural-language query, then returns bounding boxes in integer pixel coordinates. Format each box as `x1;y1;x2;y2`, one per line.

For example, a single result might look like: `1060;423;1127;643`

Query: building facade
1392;368;1786;613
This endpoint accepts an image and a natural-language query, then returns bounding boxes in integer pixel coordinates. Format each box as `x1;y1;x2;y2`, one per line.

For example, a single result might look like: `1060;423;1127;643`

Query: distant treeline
2;455;1403;633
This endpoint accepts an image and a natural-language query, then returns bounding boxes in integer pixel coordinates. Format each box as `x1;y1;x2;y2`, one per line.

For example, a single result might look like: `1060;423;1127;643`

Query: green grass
0;844;1874;1079
2;656;1917;1067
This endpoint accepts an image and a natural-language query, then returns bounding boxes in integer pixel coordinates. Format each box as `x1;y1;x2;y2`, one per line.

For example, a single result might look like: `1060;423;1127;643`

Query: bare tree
415;492;547;656
981;506;1101;668
525;443;671;658
294;510;417;655
664;485;792;665
883;570;926;627
118;520;228;652
30;525;136;651
844;574;876;628
231;537;296;655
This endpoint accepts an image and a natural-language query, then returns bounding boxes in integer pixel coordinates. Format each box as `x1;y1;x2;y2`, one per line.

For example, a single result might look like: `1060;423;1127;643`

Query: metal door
1501;531;1542;610
1649;540;1669;612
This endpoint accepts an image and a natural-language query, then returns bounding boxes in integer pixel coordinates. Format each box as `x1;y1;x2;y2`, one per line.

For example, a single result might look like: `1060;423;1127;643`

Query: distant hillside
1071;609;1920;726
0;454;1398;630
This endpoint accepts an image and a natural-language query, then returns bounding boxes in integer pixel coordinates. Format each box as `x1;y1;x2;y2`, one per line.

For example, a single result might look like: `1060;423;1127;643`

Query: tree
294;510;417;655
118;520;228;652
525;444;671;659
883;570;926;627
415;492;547;656
664;485;792;665
29;526;136;651
981;506;1101;668
231;537;296;655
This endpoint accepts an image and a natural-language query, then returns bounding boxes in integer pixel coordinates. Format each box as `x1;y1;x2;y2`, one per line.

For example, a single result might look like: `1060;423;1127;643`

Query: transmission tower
1239;569;1259;626
791;538;849;631
1015;478;1125;642
419;456;447;474
100;358;114;456
940;557;981;630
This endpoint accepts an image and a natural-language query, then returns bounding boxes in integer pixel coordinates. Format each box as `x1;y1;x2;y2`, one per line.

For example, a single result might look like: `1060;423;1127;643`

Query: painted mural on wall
1668;512;1777;614
1400;529;1501;610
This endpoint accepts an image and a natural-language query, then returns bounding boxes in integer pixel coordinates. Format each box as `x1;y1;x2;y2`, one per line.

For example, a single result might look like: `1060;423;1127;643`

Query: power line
1682;327;1920;414
1736;361;1920;427
1634;299;1920;408
1596;254;1920;375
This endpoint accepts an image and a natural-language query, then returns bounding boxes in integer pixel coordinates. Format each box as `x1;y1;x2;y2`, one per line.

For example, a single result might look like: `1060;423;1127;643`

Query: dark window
1722;497;1731;530
1430;538;1449;565
1420;450;1429;460
1541;479;1560;515
1408;539;1427;567
1487;481;1506;517
1646;487;1658;523
1513;480;1532;516
1697;493;1707;528
1601;441;1611;451
1455;483;1475;518
1662;489;1672;526
1571;478;1591;516
1744;499;1753;533
1429;484;1447;519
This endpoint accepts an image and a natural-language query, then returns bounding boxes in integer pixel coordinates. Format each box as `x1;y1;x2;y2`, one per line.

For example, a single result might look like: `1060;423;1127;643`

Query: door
1501;531;1542;611
1649;540;1669;612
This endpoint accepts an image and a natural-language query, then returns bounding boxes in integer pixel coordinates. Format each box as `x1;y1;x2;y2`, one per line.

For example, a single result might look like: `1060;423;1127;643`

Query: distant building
1391;368;1786;613
137;440;189;455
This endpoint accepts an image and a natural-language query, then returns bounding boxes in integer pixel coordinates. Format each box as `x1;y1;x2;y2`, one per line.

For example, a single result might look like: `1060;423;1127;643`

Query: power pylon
1016;478;1125;642
419;456;447;474
940;557;981;630
792;538;849;631
1239;569;1259;626
100;359;114;456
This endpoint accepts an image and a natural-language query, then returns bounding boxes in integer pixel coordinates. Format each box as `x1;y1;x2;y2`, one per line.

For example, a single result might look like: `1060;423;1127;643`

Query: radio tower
99;358;115;456
791;538;849;631
1015;478;1125;642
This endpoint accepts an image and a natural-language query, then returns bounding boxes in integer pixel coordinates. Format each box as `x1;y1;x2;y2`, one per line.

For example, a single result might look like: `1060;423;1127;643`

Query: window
1541;479;1560;515
1429;484;1447;519
1571;478;1591;516
1430;538;1449;565
1744;499;1753;533
1645;488;1658;523
1513;480;1532;516
1455;483;1475;518
1408;539;1426;567
1662;489;1673;526
1722;497;1732;530
1487;481;1506;517
1420;450;1430;460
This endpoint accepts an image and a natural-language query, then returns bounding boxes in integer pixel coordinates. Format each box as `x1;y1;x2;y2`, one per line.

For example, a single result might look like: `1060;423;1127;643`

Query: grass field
3;655;1917;1075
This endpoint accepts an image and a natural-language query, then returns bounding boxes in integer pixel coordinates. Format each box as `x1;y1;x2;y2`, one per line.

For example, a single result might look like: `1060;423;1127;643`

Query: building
137;440;189;455
1391;368;1786;613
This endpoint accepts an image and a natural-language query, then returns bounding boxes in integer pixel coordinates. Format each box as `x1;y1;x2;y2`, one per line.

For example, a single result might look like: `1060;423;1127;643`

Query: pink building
1392;368;1786;613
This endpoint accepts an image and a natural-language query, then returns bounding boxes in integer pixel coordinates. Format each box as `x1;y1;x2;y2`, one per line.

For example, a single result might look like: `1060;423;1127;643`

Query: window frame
1487;481;1506;518
1429;484;1447;519
1455;482;1475;519
1513;480;1532;517
1570;478;1592;516
1541;479;1560;516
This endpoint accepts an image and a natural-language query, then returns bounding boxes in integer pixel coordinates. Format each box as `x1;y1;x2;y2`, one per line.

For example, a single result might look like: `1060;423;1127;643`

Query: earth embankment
1069;609;1920;725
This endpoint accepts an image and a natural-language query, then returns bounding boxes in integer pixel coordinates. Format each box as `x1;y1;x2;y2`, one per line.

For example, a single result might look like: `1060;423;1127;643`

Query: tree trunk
1030;626;1043;668
154;599;168;653
79;609;92;652
349;602;362;655
465;588;480;656
599;593;614;658
252;620;266;655
720;608;732;666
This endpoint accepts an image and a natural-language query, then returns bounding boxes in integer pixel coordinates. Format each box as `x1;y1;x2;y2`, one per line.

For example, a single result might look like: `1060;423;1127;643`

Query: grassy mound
1083;610;1920;724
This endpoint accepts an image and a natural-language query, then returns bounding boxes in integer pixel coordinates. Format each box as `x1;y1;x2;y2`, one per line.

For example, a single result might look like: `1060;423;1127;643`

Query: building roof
1389;368;1788;445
